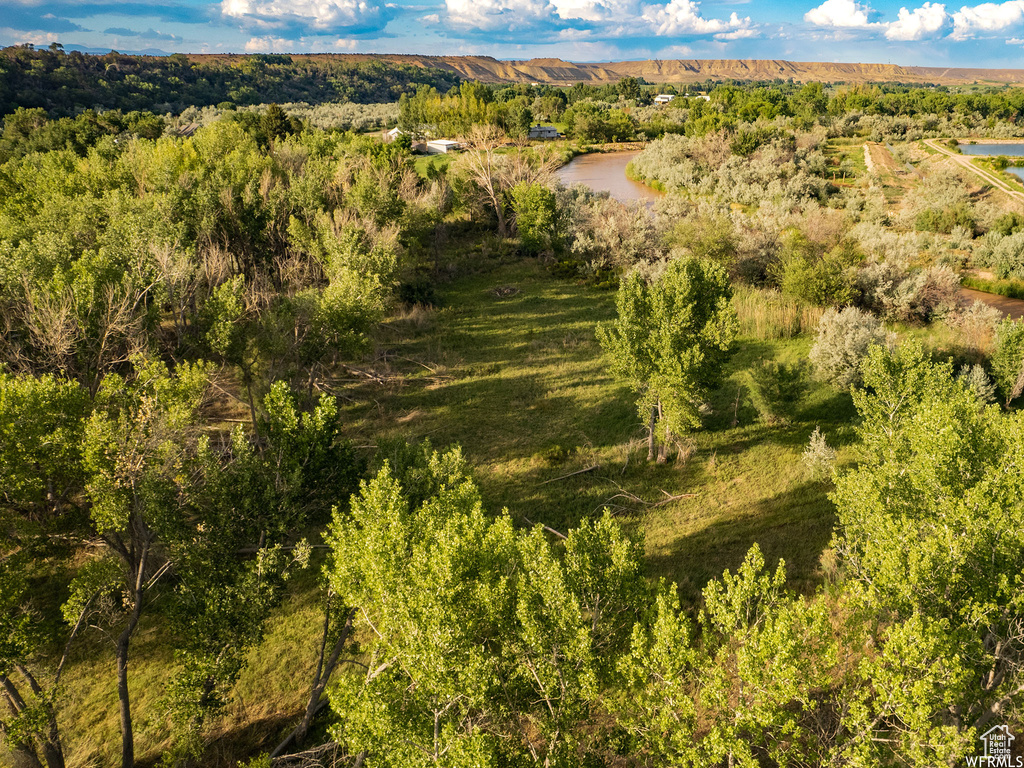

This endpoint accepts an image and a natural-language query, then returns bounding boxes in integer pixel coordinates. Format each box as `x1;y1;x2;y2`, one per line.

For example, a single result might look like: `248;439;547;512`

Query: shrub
956;364;997;404
802;426;836;481
510;182;558;255
776;238;861;308
397;279;439;307
950;300;1003;356
809;306;891;389
991;318;1024;405
745;359;806;425
992;212;1024;236
915;204;976;235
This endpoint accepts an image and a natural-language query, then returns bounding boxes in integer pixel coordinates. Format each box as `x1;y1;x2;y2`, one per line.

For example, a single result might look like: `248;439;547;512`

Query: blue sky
5;0;1024;67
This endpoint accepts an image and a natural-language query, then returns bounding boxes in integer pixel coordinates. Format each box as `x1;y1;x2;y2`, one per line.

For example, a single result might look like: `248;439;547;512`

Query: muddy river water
555;151;661;204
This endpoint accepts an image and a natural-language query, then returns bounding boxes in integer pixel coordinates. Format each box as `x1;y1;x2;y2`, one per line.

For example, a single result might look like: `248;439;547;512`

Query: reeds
733;285;824;340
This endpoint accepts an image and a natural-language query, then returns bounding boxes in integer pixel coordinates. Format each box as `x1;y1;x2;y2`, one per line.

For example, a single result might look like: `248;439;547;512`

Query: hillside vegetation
2;72;1024;768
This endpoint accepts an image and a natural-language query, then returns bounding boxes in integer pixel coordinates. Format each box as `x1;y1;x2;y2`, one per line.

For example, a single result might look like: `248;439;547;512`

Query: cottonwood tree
0;372;91;768
324;444;647;766
456;125;554;239
597;257;736;462
71;357;212;768
832;341;1024;764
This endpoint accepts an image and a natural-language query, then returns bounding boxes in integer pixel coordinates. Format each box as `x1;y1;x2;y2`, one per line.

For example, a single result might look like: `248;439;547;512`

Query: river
556;151;661;204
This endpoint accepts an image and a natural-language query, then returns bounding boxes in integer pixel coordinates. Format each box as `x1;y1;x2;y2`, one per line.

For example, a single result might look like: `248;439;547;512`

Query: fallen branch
537;464;599;485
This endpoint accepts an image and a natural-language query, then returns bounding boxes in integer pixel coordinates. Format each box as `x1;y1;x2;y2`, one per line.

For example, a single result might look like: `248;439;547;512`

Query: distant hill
186;54;1024;87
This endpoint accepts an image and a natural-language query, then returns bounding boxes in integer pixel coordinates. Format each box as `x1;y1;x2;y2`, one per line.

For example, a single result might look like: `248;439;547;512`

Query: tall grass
733;285;824;339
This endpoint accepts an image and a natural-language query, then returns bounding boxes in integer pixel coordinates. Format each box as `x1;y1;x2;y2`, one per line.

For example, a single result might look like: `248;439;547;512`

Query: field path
923;138;1024;203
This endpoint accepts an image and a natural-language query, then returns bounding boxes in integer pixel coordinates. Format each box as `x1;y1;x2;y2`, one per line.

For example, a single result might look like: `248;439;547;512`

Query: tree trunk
116;545;149;768
11;666;65;768
271;606;355;757
647;404;658;462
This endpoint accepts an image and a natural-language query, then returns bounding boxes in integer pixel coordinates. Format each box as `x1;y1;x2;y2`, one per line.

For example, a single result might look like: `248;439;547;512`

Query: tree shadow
644;479;837;607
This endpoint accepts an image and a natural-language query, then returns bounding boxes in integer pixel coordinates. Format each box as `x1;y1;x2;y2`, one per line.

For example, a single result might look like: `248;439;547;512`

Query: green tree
324;444;646;766
509;182;557;255
597;258;737;462
991;317;1024;406
831;341;1024;763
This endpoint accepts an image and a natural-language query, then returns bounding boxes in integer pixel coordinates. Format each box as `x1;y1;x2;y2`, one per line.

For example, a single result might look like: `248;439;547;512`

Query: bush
745;359;806;425
809;306;891;389
956;364;997;404
991;318;1024;405
510;182;558;255
776;238;861;308
397;279;439;307
802;426;836;481
915;204;976;235
992;212;1024;236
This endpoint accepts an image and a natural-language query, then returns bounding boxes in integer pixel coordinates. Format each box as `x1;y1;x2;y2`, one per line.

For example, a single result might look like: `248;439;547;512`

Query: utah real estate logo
968;725;1020;767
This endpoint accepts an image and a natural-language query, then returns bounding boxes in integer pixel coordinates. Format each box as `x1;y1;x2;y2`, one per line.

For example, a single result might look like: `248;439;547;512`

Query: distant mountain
185;54;1024;86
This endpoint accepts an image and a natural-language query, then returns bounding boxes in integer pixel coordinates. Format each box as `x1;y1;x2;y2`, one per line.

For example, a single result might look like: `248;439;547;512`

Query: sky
6;0;1024;68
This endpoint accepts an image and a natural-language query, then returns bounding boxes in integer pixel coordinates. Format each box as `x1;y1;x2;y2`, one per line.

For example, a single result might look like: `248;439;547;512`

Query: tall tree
597;257;737;461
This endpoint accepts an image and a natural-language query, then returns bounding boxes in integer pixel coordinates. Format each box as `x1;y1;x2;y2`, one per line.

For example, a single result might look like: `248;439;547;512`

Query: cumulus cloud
244;34;295;50
804;0;1024;40
804;0;874;28
953;0;1024;38
223;0;393;34
444;0;561;32
443;0;753;40
643;0;738;35
885;2;950;39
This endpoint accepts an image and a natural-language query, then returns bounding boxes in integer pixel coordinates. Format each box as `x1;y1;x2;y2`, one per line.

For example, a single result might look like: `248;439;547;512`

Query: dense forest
0;45;461;116
2;55;1024;768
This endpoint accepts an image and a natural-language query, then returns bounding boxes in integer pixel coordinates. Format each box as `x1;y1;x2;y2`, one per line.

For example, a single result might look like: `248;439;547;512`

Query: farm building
653;94;676;104
528;125;560;139
426;139;461;154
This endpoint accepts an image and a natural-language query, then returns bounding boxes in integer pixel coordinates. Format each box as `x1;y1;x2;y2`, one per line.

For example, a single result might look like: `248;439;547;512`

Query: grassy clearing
345;261;855;600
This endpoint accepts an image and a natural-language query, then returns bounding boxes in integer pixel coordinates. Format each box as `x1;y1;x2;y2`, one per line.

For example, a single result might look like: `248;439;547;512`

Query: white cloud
223;0;391;32
643;0;743;35
715;25;759;39
953;0;1024;38
804;0;875;27
444;0;751;38
244;34;297;50
885;2;950;39
445;0;558;31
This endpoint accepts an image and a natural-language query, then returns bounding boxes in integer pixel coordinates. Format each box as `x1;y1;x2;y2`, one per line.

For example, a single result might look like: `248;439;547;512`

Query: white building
654;94;676;105
426;139;461;154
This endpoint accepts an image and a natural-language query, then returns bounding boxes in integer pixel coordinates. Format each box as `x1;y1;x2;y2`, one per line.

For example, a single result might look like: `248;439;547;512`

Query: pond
555;151;661;204
958;142;1024;180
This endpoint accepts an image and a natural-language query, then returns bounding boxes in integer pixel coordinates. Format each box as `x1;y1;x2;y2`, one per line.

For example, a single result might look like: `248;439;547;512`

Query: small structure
654;94;676;105
528;124;560;140
426;139;461;155
382;126;404;142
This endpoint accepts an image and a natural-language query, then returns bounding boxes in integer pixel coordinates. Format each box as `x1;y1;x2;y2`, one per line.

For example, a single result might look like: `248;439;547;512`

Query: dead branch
537;465;600;485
